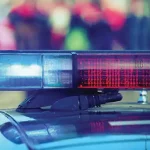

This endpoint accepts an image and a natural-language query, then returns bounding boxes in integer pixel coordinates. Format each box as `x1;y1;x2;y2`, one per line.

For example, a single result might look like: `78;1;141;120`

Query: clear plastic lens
0;52;149;90
0;55;42;89
43;54;72;88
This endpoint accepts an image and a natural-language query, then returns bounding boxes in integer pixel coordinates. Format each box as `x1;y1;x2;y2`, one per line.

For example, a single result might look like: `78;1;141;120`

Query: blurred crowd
0;0;150;51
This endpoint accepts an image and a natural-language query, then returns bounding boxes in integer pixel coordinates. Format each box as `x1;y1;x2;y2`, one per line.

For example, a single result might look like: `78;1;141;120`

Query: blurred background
0;0;150;109
0;0;150;51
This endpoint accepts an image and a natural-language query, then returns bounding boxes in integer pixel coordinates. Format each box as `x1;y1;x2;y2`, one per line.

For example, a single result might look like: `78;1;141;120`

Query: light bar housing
0;51;150;90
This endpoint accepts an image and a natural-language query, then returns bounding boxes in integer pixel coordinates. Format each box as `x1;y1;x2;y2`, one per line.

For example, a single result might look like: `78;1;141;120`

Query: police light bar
0;51;150;90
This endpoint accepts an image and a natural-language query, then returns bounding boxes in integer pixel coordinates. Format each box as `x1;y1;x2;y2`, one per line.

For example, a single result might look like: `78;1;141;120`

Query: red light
90;122;105;133
89;116;150;134
77;54;150;89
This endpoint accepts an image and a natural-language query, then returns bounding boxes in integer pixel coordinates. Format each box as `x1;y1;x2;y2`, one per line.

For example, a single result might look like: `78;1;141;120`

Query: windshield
0;0;150;109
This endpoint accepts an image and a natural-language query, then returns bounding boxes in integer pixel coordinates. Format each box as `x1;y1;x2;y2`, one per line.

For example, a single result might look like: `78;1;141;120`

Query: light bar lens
43;54;72;88
0;52;150;90
77;53;150;89
0;55;42;89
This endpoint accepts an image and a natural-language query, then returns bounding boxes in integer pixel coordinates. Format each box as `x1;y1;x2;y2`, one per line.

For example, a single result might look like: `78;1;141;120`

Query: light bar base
16;89;122;112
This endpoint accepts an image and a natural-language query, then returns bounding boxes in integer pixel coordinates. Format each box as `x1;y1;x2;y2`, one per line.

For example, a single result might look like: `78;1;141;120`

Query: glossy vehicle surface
1;103;150;150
